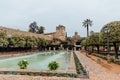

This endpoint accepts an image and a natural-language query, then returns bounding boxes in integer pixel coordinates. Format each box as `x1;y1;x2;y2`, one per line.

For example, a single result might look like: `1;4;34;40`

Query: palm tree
82;19;93;37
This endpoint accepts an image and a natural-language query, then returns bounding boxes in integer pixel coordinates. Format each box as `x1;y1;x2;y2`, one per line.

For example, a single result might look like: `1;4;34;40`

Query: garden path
75;51;120;80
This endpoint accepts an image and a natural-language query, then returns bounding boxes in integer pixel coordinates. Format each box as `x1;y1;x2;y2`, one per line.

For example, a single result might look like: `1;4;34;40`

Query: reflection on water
0;51;70;70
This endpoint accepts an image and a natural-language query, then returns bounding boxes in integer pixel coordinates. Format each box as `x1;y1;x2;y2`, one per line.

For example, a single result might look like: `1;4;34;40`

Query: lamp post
104;26;110;56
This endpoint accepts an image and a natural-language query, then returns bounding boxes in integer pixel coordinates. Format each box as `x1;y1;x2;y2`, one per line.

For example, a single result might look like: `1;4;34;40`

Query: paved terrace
75;51;120;80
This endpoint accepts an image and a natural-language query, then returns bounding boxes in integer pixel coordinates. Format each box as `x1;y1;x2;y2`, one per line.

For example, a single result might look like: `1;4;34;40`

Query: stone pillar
67;48;68;51
54;47;55;51
49;47;51;51
74;47;76;51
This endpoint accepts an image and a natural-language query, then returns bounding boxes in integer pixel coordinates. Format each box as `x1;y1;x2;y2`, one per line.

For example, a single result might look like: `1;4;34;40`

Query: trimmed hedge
73;52;87;75
92;53;120;65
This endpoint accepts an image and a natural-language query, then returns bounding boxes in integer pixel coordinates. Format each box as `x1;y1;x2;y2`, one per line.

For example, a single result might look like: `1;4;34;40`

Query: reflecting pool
0;51;70;71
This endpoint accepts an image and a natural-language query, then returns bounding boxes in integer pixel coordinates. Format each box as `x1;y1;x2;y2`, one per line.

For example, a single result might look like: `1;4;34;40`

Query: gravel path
75;51;120;80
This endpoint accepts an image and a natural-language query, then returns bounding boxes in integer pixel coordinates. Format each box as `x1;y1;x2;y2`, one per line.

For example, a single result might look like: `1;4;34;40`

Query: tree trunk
87;25;89;37
96;45;99;54
92;45;94;53
85;46;87;51
113;42;118;59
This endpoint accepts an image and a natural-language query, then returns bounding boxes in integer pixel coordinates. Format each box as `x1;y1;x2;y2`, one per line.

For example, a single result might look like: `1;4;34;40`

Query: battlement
56;25;65;31
45;25;66;41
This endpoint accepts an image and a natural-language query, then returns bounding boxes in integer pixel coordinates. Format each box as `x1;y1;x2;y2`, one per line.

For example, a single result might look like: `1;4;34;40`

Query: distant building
72;32;81;50
72;32;80;42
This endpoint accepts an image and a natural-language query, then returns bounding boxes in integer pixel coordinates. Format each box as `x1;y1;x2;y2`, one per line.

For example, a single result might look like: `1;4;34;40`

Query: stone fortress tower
54;25;66;41
44;25;66;41
72;32;80;42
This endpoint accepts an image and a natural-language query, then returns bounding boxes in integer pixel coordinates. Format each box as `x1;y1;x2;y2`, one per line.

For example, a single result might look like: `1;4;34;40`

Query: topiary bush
48;61;59;70
99;21;120;43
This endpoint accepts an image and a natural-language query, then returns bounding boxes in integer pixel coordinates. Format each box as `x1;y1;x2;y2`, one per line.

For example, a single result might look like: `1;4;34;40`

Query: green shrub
48;61;59;70
108;57;114;63
92;53;107;60
114;59;120;64
18;60;29;69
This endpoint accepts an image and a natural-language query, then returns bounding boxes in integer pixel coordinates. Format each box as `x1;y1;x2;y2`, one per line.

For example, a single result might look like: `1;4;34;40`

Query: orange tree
99;21;120;58
9;34;26;47
0;29;8;47
88;32;100;54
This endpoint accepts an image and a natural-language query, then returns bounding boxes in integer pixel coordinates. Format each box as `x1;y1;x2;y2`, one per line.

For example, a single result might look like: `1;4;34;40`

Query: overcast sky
0;0;120;37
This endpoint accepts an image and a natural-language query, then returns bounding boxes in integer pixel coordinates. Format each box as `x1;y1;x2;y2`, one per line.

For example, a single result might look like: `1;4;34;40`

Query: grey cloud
0;0;120;37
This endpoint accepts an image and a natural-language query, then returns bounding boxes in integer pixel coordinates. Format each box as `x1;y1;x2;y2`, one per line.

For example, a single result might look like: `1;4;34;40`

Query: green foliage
9;34;26;47
25;36;37;47
18;60;29;69
29;21;38;33
48;61;59;70
29;21;45;34
37;26;45;34
108;57;114;63
82;19;92;27
81;32;100;47
92;53;107;60
51;38;62;45
77;37;85;42
8;34;49;48
0;29;8;47
99;21;120;42
88;32;100;45
73;52;87;75
92;53;120;65
37;38;49;47
9;34;49;48
82;19;93;36
81;37;89;46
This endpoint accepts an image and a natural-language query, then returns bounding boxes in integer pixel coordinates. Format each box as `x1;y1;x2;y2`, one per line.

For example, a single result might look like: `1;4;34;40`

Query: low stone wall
0;69;77;78
0;51;38;59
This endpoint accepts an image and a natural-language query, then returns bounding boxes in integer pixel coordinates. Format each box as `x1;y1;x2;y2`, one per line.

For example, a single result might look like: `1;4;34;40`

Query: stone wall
0;26;51;40
45;25;66;41
0;25;66;41
72;32;80;42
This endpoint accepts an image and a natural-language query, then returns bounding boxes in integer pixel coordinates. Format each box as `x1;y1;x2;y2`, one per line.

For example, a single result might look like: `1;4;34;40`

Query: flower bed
0;70;77;78
73;52;88;77
92;53;120;65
